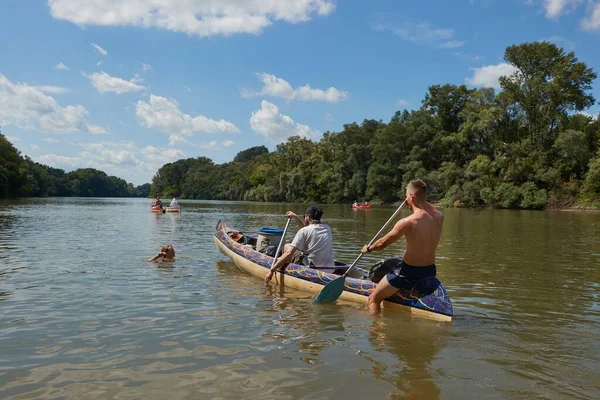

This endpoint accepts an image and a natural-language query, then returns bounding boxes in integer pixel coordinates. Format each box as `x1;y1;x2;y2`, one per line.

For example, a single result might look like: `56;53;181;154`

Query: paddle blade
313;276;346;304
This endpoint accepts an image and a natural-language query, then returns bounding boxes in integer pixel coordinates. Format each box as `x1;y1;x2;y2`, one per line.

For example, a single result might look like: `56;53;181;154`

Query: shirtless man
360;180;443;314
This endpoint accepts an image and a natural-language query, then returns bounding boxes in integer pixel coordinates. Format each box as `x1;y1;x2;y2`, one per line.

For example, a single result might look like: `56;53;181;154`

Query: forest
0;133;150;198
150;42;600;209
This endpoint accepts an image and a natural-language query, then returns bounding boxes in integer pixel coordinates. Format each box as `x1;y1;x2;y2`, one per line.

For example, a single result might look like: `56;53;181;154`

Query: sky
1;0;599;185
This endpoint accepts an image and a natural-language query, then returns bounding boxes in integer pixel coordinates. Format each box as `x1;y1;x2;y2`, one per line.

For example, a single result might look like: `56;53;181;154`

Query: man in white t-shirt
264;206;335;284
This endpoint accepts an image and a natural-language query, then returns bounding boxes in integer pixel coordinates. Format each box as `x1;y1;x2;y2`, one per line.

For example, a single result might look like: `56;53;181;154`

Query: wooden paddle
312;199;407;304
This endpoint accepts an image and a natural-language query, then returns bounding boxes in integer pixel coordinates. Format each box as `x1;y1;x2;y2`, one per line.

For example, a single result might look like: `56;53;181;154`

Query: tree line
151;42;599;209
0;133;150;198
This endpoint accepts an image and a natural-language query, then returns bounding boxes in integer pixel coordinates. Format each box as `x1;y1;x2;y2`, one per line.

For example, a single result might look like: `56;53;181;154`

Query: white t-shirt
291;223;335;267
170;200;180;207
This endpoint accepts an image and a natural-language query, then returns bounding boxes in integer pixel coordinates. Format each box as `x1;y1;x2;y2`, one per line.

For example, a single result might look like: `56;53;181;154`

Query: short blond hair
406;180;427;201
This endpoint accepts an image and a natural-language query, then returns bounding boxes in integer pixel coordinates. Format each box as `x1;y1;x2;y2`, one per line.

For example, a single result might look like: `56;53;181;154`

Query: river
0;198;598;399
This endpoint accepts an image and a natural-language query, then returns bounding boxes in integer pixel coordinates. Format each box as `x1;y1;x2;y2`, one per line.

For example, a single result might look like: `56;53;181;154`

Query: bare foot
368;302;381;315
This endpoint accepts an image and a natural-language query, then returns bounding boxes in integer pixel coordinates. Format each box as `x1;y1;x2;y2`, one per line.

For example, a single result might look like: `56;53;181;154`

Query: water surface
0;198;598;399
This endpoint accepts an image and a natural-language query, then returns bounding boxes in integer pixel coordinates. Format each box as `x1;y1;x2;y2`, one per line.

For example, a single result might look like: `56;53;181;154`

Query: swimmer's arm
148;252;165;261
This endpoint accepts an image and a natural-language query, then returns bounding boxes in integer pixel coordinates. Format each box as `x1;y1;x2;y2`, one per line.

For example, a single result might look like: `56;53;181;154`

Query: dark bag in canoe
368;257;402;283
259;245;278;257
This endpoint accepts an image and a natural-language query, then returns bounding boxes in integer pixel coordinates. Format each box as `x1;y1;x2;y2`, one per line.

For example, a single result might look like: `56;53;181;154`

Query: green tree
500;42;597;149
233;146;269;163
423;84;473;133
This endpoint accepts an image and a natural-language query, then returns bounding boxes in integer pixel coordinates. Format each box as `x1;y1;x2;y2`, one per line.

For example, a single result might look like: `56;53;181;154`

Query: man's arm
286;211;305;228
264;245;297;283
361;218;409;254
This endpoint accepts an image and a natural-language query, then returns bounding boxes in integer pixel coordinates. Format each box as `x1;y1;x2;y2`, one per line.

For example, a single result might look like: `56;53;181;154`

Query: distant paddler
360;180;443;314
152;196;163;209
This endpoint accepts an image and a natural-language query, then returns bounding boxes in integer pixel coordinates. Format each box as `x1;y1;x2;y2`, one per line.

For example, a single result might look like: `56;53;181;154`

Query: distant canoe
352;204;371;209
214;219;453;322
150;206;163;213
166;207;181;213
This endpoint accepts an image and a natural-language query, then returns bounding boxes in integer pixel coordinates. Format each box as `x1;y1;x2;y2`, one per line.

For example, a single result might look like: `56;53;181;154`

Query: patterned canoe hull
214;219;453;322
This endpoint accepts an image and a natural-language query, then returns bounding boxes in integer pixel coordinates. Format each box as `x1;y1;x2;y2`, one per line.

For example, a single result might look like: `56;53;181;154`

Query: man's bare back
401;204;443;266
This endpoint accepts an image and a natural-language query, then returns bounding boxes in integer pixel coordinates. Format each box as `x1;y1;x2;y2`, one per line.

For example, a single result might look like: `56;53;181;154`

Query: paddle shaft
270;218;292;270
342;199;407;277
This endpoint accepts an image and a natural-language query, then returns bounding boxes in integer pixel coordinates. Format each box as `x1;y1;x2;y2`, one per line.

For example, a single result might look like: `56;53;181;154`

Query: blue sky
1;0;599;185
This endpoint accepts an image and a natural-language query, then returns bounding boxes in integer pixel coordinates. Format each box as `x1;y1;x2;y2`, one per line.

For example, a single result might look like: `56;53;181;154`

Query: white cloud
6;136;21;142
250;100;320;143
167;135;193;146
167;137;236;149
86;71;145;94
184;85;192;92
31;144;41;151
48;0;335;37
36;85;70;94
465;63;518;89
440;40;466;49
36;141;187;185
37;154;82;169
198;140;218;149
581;2;600;31
79;142;140;165
44;137;61;143
242;73;348;103
142;63;152;73
96;61;103;67
373;17;466;48
542;0;582;19
54;62;69;71
140;145;186;165
38;142;141;170
577;111;598;120
0;73;106;134
136;95;239;146
90;42;108;56
396;99;410;106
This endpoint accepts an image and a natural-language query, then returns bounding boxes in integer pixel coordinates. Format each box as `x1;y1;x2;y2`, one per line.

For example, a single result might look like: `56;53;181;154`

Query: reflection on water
0;198;599;399
364;318;447;400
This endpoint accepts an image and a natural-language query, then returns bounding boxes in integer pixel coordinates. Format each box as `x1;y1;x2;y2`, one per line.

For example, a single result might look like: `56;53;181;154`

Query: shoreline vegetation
0;133;150;198
2;42;599;210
